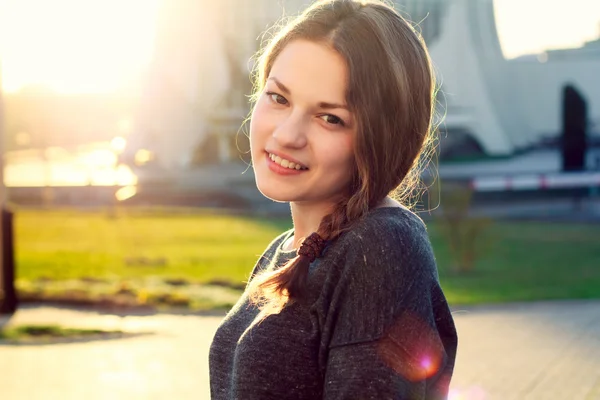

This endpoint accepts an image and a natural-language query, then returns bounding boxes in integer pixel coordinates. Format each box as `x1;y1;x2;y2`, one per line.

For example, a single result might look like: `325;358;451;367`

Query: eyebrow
268;76;350;111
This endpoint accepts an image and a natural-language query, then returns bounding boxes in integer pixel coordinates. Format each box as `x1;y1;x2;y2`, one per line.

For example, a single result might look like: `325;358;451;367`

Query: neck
285;196;400;251
286;200;337;250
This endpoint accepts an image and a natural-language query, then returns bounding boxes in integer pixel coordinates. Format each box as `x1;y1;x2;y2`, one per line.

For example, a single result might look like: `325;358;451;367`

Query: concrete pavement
0;306;222;400
1;300;599;399
449;300;600;399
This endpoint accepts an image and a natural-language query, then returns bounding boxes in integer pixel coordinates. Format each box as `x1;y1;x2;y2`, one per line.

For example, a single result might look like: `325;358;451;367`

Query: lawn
12;207;600;308
16;207;290;284
0;324;127;344
429;222;600;304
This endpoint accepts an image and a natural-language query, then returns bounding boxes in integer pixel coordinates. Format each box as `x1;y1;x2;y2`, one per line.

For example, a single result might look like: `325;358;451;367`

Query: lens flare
115;185;137;202
376;311;446;382
115;164;138;186
134;149;154;166
111;136;127;154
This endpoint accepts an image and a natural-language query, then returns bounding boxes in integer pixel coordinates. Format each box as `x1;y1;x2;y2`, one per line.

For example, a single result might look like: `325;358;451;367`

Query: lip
265;151;308;176
265;150;308;169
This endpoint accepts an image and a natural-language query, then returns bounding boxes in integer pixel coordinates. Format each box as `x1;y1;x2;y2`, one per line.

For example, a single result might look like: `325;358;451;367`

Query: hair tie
297;232;326;263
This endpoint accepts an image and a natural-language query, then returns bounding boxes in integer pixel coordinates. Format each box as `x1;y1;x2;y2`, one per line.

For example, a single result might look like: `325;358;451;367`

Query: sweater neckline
277;229;297;256
276;206;411;254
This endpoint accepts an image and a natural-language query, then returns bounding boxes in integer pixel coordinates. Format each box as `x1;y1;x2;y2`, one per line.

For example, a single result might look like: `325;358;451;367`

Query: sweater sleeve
321;213;457;399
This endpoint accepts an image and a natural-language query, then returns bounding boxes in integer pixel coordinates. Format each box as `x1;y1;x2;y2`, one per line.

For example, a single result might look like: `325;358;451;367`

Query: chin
255;180;298;203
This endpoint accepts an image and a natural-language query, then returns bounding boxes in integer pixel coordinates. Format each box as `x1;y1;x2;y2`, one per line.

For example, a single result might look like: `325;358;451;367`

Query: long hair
248;0;437;314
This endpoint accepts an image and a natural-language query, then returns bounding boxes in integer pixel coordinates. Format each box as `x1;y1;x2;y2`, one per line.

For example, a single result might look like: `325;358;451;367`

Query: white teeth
268;153;306;170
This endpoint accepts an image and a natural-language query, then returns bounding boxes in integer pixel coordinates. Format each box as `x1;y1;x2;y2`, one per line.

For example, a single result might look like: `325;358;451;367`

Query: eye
320;114;345;127
265;91;288;105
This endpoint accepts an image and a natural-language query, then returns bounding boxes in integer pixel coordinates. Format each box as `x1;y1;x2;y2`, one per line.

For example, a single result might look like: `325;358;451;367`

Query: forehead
268;39;349;103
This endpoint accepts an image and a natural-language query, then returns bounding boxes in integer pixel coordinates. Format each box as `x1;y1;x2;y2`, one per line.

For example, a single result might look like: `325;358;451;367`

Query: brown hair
248;0;437;314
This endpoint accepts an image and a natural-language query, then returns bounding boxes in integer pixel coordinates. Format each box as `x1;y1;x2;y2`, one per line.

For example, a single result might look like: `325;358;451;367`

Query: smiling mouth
266;152;308;170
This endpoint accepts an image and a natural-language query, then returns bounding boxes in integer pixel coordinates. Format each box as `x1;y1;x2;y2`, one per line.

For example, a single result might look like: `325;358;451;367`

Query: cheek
337;136;355;167
321;137;354;176
249;106;261;142
338;138;356;183
250;101;273;148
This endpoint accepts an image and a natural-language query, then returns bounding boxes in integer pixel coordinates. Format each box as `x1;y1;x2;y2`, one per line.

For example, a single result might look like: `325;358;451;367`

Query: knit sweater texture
209;206;458;400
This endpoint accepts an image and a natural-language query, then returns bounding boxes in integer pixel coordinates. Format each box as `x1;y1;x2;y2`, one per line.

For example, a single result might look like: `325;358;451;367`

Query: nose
272;111;308;149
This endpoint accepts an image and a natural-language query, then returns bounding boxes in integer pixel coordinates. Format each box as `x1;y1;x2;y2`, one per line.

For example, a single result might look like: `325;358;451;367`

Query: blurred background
0;0;599;399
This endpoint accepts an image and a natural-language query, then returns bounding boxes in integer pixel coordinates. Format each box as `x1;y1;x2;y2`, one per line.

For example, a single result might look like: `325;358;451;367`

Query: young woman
209;1;458;399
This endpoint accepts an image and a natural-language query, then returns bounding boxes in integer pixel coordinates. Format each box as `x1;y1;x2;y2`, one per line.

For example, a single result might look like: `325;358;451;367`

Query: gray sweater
209;207;457;399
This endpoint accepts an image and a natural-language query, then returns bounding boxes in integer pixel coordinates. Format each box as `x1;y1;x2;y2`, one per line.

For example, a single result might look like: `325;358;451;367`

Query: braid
297;233;326;263
247;199;361;315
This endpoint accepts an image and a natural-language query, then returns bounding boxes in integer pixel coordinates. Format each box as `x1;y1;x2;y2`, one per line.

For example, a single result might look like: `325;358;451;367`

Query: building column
0;62;17;315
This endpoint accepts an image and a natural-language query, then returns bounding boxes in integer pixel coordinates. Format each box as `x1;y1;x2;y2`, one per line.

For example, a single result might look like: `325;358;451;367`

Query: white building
125;0;600;170
123;0;309;170
417;0;599;157
509;37;600;145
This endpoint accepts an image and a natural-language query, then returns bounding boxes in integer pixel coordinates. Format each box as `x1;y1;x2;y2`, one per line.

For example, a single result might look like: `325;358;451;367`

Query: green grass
17;278;244;311
16;207;290;284
12;207;600;307
430;222;600;304
0;324;124;343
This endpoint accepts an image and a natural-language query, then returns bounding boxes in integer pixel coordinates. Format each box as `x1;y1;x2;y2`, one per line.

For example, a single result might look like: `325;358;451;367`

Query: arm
324;341;435;399
322;216;457;399
323;287;455;399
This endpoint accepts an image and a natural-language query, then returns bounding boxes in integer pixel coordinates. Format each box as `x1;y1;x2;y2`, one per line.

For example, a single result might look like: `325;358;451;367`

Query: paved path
450;300;600;400
1;300;599;399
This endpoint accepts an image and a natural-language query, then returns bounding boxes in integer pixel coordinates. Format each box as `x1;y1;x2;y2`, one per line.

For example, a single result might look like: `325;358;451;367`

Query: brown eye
321;114;344;126
266;92;288;105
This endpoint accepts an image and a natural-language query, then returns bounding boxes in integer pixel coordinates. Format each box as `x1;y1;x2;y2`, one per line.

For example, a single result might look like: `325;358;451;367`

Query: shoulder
346;206;429;247
330;206;436;279
318;207;443;346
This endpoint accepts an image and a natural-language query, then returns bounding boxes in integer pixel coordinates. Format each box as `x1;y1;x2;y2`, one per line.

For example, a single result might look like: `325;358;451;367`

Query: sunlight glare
448;386;488;400
494;0;600;58
115;164;138;186
0;0;161;93
115;185;137;201
111;137;128;154
134;149;154;166
82;149;118;168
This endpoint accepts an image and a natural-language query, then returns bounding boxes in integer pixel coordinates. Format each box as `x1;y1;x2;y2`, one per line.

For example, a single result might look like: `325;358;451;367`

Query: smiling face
250;39;356;206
